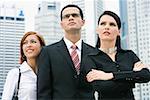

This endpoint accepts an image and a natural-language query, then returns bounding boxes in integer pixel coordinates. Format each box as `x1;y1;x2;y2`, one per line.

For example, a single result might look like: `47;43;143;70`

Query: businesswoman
2;31;45;100
81;11;150;100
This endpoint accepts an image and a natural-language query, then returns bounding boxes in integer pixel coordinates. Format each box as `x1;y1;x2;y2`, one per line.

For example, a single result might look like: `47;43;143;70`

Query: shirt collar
63;37;82;51
20;61;33;72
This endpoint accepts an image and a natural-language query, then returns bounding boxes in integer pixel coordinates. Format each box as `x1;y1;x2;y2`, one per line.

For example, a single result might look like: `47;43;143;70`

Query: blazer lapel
80;42;94;70
81;42;90;61
56;39;76;72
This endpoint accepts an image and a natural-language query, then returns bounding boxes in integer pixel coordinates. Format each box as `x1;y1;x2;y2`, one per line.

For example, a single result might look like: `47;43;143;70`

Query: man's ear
60;21;63;28
81;19;85;26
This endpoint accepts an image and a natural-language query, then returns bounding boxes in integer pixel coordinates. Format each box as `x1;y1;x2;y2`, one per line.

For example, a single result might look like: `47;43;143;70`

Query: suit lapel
80;42;92;70
81;42;89;62
56;39;76;72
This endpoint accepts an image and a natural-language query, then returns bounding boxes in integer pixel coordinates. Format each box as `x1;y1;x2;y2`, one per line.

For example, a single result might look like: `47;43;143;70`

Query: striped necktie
71;45;80;74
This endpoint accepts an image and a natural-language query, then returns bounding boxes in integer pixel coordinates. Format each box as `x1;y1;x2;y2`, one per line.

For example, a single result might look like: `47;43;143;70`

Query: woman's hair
96;11;121;50
98;11;121;29
20;31;45;64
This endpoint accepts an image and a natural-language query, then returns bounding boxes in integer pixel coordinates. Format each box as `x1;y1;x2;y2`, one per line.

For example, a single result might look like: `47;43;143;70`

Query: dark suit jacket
37;39;95;100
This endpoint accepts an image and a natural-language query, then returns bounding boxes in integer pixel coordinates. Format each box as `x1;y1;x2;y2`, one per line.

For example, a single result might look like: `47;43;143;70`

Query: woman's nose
26;42;32;47
104;24;110;30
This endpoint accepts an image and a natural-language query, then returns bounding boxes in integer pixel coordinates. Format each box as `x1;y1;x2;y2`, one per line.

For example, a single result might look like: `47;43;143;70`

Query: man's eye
63;14;70;19
72;14;80;17
62;13;80;19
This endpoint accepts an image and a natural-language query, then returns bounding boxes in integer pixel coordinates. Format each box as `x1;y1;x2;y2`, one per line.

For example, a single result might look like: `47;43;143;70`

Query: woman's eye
100;22;105;25
110;23;116;26
31;40;37;44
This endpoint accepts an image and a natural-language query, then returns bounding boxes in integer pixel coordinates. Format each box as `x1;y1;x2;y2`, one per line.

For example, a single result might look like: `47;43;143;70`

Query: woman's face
96;15;120;41
22;34;42;60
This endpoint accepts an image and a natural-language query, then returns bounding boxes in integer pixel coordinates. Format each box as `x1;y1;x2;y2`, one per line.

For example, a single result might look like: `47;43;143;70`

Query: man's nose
68;15;74;20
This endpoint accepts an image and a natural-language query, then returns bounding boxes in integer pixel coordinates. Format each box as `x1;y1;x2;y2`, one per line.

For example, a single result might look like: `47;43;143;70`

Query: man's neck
65;32;81;44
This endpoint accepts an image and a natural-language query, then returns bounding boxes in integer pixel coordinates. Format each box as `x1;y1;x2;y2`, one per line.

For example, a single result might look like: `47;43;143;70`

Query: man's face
60;7;85;32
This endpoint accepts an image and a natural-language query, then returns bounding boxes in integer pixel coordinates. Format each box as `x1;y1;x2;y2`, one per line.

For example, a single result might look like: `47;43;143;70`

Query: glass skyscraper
119;0;150;99
0;4;25;99
35;1;63;45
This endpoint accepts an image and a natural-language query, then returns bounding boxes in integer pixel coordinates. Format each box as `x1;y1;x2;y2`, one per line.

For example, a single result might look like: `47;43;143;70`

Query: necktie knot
71;45;77;50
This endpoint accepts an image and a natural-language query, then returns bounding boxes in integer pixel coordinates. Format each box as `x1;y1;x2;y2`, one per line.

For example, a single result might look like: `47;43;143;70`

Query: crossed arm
86;61;150;82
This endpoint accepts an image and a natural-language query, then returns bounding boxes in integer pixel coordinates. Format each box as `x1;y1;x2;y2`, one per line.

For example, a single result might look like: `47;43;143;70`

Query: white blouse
2;61;37;100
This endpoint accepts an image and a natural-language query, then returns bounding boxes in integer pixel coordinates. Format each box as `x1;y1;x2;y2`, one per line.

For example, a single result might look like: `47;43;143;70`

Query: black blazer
81;48;150;100
37;39;95;100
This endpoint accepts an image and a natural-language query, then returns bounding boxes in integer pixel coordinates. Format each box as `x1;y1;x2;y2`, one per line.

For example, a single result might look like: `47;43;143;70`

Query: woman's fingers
133;61;144;71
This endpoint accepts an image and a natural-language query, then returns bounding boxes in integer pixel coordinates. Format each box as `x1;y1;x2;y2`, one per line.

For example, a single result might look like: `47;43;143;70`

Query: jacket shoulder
83;42;95;49
44;40;63;49
119;49;135;54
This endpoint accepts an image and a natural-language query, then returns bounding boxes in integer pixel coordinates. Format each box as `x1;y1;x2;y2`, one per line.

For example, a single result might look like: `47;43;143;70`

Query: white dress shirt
63;37;82;62
2;61;37;100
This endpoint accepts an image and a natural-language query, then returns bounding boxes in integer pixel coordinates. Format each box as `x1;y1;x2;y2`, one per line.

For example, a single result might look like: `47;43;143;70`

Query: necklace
99;47;117;54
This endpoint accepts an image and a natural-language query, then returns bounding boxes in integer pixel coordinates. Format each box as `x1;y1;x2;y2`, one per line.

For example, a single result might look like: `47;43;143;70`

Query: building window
5;17;14;20
16;18;24;21
47;5;56;10
0;16;4;20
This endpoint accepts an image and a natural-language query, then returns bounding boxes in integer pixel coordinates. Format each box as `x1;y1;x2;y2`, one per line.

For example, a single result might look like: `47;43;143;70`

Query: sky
0;0;119;32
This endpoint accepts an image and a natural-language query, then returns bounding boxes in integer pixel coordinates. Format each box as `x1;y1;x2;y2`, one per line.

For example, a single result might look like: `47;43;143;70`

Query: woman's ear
82;19;85;25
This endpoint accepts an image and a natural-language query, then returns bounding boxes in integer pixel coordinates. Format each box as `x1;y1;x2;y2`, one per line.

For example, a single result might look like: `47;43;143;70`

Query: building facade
35;1;63;45
119;0;150;99
0;5;25;99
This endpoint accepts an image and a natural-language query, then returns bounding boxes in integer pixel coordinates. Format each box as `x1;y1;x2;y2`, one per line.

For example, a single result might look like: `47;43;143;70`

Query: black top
81;48;150;100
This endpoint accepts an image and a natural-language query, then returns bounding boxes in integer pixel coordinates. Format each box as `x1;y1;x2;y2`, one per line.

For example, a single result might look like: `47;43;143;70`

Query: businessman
37;4;95;100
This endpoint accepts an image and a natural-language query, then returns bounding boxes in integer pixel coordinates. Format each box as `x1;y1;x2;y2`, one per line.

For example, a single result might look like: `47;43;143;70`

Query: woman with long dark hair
81;11;150;100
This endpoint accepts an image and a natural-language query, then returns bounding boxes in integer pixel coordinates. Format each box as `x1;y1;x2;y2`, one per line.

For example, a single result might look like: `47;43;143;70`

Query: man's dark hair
60;4;84;21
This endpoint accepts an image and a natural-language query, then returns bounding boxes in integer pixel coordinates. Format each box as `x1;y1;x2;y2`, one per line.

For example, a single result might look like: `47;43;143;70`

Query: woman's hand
86;69;114;82
133;61;145;71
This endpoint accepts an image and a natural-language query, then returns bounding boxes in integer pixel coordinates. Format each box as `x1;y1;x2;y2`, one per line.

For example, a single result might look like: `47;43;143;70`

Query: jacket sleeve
113;51;150;83
37;47;52;100
113;68;150;83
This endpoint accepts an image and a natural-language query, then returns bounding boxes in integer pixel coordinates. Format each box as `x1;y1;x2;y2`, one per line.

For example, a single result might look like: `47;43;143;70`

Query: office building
119;0;150;99
35;1;62;45
0;4;25;99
